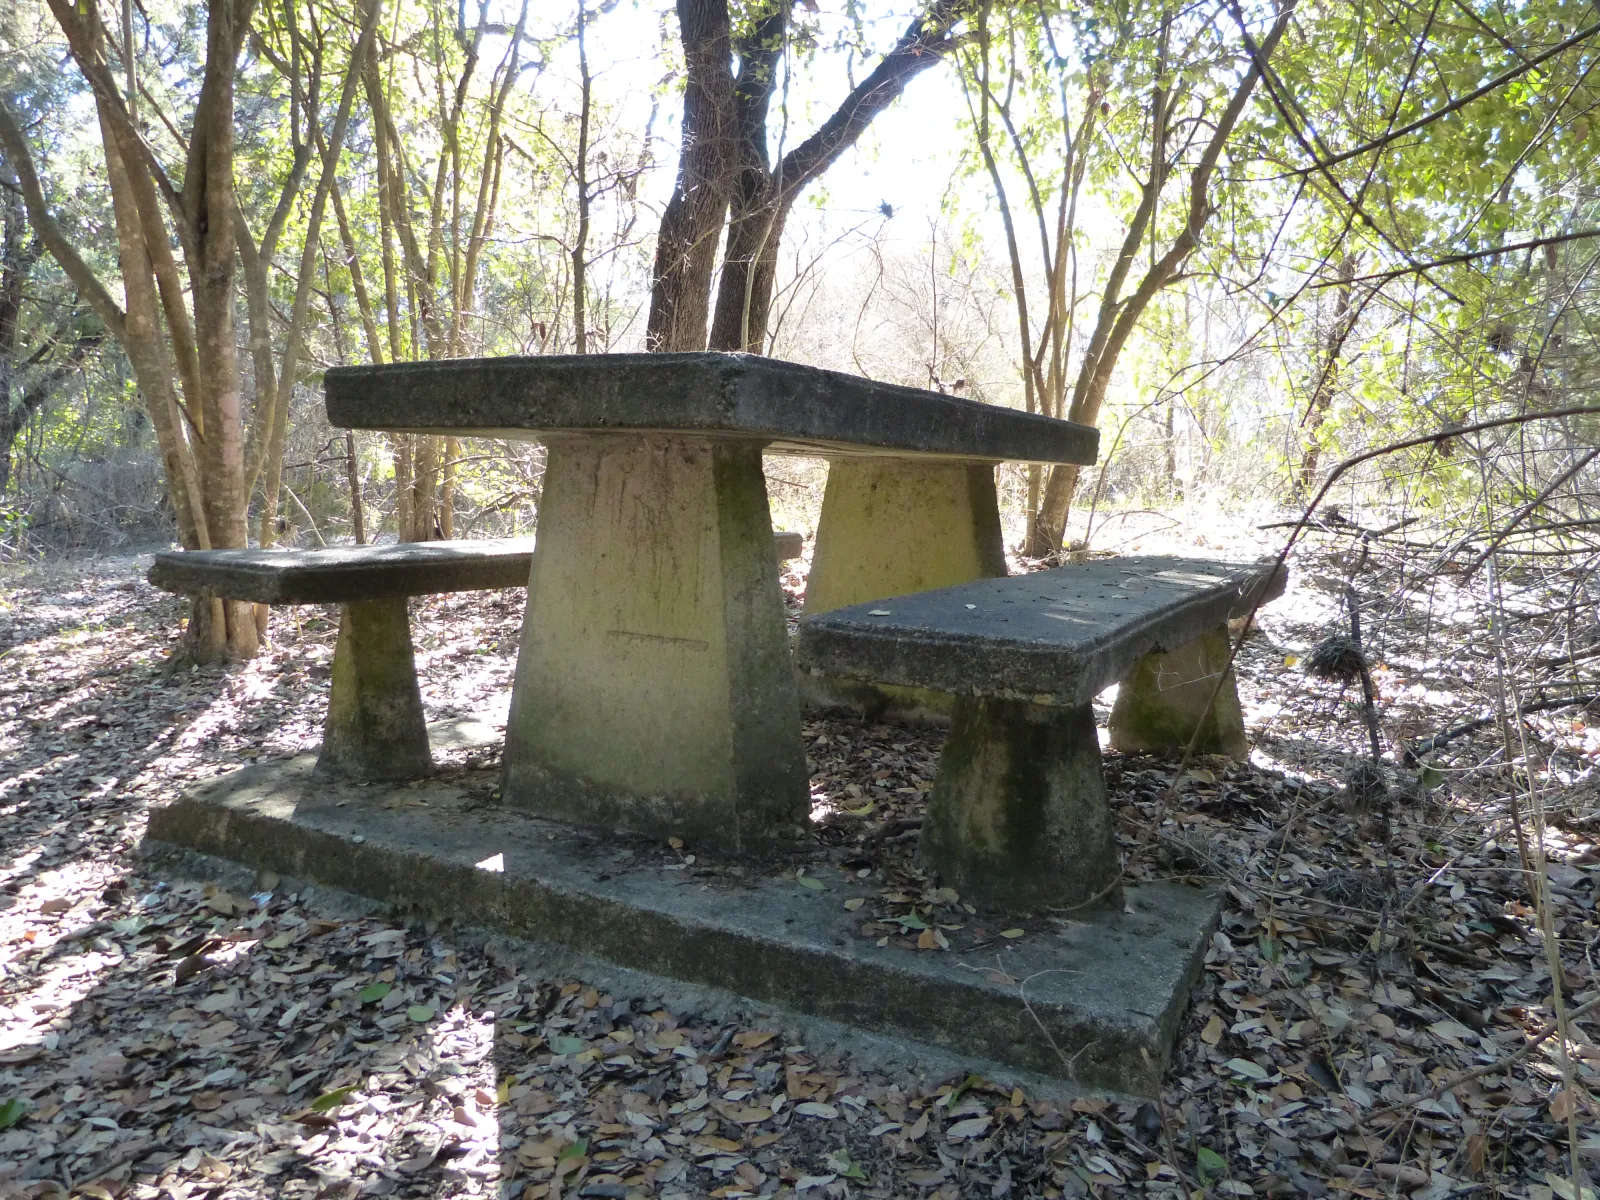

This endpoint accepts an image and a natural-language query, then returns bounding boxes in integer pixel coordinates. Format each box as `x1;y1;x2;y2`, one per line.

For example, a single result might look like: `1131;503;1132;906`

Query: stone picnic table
324;352;1097;852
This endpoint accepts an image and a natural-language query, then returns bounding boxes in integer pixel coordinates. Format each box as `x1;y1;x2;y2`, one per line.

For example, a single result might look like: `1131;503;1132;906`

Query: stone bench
148;533;805;781
795;556;1286;911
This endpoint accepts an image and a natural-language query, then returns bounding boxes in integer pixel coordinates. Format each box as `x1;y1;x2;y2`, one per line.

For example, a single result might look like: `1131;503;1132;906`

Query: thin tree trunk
95;114;209;552
1299;254;1359;493
1030;5;1294;553
256;0;383;550
647;0;735;352
572;0;591;353
346;430;366;543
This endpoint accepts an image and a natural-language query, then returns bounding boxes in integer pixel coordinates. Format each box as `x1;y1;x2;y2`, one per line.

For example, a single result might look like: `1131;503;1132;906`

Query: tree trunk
646;0;736;352
1299;254;1358;493
347;430;366;544
181;0;257;658
96;113;210;553
708;194;787;352
705;0;961;354
255;0;382;551
572;0;592;352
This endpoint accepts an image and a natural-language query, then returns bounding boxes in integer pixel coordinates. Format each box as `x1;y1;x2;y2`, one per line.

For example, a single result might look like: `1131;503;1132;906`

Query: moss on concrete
922;697;1121;912
504;435;808;850
144;757;1217;1097
803;460;1007;718
805;459;1007;615
1108;625;1247;758
321;598;432;780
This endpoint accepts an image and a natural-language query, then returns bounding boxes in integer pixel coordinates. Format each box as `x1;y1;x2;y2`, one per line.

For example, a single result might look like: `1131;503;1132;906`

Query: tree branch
1296;20;1600;175
0;103;128;344
776;0;963;201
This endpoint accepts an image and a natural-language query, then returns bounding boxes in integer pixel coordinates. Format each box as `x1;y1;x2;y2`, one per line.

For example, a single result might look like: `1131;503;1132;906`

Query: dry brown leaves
0;544;1597;1200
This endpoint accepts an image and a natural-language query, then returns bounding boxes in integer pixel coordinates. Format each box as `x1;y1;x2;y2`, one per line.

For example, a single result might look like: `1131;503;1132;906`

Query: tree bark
646;0;736;352
707;0;961;353
1299;254;1360;493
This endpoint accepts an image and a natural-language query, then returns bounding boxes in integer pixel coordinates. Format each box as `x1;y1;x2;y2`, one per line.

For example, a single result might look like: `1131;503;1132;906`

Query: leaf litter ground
0;531;1597;1200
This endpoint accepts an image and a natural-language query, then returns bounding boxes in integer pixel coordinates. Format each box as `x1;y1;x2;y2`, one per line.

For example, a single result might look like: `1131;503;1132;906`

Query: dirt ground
1;527;1597;1200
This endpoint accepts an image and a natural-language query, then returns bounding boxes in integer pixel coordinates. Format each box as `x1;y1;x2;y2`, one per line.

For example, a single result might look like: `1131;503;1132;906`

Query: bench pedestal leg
803;460;1007;718
922;697;1121;912
320;598;432;779
504;435;808;851
1108;625;1248;758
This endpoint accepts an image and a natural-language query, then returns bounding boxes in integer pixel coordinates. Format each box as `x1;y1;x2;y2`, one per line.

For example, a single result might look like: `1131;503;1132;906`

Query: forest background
3;1;1600;1192
0;0;1596;654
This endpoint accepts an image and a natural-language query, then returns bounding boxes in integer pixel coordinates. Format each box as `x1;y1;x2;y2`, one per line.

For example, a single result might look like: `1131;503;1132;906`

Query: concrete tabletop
325;352;1099;466
796;556;1286;707
147;538;537;605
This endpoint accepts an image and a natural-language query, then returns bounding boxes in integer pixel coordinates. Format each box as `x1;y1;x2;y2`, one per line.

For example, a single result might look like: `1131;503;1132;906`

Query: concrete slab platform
143;757;1218;1097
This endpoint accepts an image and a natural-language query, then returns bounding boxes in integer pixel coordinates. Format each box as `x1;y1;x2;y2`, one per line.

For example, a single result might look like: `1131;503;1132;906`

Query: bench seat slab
504;434;809;849
147;539;538;605
802;461;1007;719
1108;624;1248;757
796;556;1282;707
321;598;432;779
924;698;1121;912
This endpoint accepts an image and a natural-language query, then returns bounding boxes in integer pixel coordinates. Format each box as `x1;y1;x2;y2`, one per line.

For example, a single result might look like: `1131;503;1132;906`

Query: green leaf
894;913;928;930
1226;1057;1269;1081
1418;763;1445;790
0;1098;26;1130
310;1084;359;1113
826;1148;866;1179
1196;1146;1226;1179
406;1005;436;1023
358;982;392;1005
940;1073;985;1108
549;1035;585;1056
797;875;825;890
557;1138;588;1161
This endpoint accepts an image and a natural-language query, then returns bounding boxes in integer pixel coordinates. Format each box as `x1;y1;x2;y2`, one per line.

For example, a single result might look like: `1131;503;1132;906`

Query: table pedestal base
504;435;808;851
921;698;1122;912
803;460;1007;719
1108;625;1248;758
321;598;432;779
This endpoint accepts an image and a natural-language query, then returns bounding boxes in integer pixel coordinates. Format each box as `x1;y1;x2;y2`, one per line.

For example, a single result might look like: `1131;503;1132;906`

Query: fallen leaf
310;1084;359;1112
1226;1058;1269;1081
946;1116;991;1140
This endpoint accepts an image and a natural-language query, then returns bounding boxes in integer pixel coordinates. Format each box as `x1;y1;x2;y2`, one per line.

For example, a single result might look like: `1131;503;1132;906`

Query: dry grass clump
1305;634;1367;684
